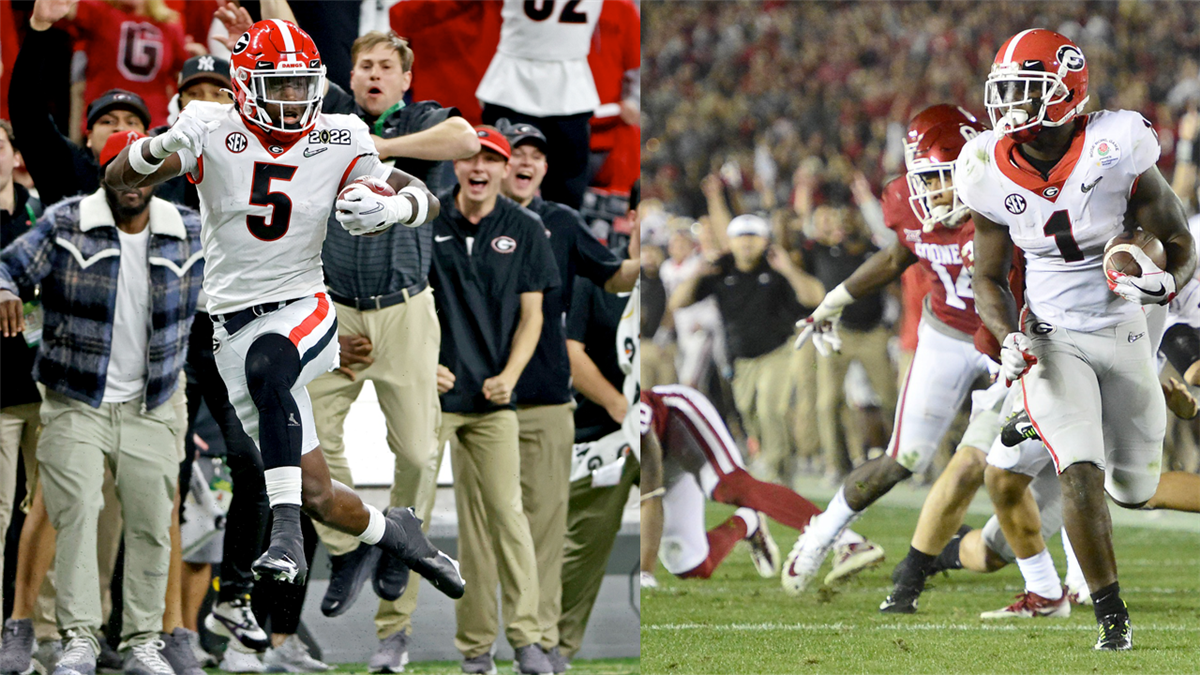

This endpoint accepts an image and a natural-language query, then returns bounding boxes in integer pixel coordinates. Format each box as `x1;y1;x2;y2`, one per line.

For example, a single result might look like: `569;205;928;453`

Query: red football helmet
905;104;980;170
906;119;984;231
229;19;325;141
986;29;1089;143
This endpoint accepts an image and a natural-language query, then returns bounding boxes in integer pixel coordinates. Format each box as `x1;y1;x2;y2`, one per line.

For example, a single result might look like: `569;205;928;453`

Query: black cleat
373;552;411;602
252;504;308;585
385;507;465;599
1001;409;1039;447
321;543;382;617
1094;613;1132;651
879;583;922;614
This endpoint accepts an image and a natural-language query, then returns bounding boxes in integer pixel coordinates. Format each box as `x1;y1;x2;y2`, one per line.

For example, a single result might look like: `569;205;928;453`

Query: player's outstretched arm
106;114;221;190
971;209;1019;343
105;142;185;190
1127;165;1197;292
842;239;919;299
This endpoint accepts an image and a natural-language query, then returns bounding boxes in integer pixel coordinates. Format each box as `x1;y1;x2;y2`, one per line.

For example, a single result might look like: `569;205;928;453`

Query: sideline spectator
0;129;203;675
308;30;478;673
429;127;559;675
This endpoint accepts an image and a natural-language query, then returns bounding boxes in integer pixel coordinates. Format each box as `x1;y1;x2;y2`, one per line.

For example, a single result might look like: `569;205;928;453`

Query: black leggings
182;313;270;601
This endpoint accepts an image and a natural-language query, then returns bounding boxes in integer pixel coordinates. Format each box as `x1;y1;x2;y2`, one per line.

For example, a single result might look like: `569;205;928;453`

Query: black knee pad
245;333;301;406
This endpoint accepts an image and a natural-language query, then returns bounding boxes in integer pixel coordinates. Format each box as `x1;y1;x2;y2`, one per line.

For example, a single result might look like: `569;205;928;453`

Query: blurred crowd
640;0;1200;489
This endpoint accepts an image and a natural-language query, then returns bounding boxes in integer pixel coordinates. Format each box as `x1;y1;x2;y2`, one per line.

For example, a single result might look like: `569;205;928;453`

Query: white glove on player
1106;244;1177;306
794;283;854;355
1000;332;1037;385
335;184;412;236
150;116;220;159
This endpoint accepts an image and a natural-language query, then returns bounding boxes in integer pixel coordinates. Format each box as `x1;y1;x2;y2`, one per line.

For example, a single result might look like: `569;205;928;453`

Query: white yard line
644;622;1200;632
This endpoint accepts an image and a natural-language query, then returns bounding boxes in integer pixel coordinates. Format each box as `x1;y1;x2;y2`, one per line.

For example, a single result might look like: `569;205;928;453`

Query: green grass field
263;658;639;674
641;478;1200;674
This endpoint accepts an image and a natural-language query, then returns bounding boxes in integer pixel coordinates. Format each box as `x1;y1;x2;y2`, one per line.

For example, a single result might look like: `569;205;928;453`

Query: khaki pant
0;402;41;611
790;340;820;469
443;410;541;656
308;289;441;639
38;389;180;651
640;339;677;391
732;342;797;482
816;326;897;476
557;455;638;658
464;404;574;649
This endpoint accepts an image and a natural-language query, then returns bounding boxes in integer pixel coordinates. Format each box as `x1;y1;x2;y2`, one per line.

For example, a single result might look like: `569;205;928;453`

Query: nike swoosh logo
303;147;327;158
1143;285;1166;297
1081;177;1103;193
358;204;384;216
434;235;453;243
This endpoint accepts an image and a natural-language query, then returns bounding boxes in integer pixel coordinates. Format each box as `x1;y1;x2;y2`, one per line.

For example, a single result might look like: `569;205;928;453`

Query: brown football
1104;229;1167;277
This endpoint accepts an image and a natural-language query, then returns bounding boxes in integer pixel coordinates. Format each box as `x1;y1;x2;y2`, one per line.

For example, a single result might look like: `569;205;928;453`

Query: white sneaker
219;645;266;673
1066;578;1093;606
639;571;658;589
744;511;780;578
206;598;270;653
263;636;331;673
781;527;835;595
824;539;885;586
979;589;1071;619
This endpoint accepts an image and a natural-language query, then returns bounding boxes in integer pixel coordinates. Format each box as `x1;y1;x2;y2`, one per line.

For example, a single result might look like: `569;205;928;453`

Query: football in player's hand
338;176;395;200
337;177;395;236
1104;229;1167;277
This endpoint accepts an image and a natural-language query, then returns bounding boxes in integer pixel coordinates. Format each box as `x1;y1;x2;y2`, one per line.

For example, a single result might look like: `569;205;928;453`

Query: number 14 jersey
956;110;1161;332
177;101;390;315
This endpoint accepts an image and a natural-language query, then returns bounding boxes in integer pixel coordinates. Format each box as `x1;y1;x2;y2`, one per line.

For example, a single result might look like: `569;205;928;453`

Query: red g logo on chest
492;236;517;253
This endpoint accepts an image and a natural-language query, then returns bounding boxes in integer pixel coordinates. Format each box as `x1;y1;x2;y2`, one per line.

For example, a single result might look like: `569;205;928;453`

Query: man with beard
0;130;203;675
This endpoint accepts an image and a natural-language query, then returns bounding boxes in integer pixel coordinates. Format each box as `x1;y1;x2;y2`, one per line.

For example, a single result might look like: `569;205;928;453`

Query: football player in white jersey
962;29;1195;650
106;20;464;599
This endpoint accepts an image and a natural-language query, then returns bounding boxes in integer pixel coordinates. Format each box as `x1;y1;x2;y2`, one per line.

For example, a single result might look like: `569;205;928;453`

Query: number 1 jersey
177;101;390;315
956;110;1161;332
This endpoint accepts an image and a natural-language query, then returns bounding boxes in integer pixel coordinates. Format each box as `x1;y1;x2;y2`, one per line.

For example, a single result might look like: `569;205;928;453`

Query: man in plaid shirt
0;130;203;675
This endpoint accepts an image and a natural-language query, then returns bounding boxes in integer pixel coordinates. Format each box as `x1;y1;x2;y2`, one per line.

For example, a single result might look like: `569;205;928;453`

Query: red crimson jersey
587;0;640;194
63;0;188;130
883;176;979;336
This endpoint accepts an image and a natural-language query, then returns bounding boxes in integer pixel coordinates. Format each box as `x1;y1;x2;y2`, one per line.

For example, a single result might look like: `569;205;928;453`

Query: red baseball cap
474;125;511;160
100;129;148;168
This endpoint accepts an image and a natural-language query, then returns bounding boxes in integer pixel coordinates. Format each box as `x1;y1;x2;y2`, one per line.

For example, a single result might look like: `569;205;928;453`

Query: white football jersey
957;110;1161;332
475;0;601;116
176;102;390;315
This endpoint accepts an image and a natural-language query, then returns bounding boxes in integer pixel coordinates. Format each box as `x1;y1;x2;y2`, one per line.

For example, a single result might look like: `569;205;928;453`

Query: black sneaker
1001;410;1039;447
385;508;465;600
252;504;308;585
321;543;383;617
1094;613;1132;651
373;552;411;603
879;583;922;614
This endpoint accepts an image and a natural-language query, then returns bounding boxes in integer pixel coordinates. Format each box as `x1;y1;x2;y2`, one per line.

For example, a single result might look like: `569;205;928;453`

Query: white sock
357;504;386;545
263;467;302;507
1015;549;1062;600
808;488;859;545
835;528;865;546
1061;527;1085;584
733;507;758;537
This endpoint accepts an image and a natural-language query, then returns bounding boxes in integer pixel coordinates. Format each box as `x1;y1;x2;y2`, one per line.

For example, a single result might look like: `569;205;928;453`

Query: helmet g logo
1057;45;1085;72
233;32;250;55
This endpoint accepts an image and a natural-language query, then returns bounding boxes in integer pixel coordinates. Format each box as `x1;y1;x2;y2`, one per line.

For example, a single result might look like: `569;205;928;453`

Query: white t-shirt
103;227;151;403
176;102;391;315
956;110;1161;332
475;0;601;116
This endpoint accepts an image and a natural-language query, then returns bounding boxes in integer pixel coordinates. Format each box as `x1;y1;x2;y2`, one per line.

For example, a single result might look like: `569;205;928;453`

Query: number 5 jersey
956;110;1161;332
176;101;391;315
